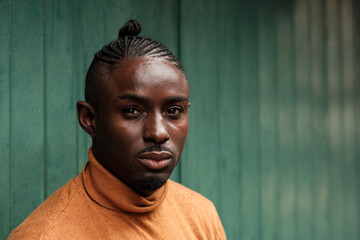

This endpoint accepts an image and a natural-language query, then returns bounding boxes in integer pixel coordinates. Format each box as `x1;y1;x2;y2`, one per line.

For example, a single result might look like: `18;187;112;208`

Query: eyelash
123;107;141;117
122;106;185;119
166;106;184;117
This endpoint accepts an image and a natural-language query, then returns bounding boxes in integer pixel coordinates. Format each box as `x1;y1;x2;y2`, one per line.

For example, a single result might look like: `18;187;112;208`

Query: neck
91;143;163;197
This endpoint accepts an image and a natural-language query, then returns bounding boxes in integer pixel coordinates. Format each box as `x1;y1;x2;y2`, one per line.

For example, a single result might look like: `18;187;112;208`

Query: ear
77;101;96;138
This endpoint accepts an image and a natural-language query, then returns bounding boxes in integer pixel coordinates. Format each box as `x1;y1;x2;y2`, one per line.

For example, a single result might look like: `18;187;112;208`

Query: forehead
108;57;189;97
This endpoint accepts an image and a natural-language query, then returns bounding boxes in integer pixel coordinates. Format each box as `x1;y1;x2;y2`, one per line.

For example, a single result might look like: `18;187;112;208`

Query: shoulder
8;174;84;240
167;180;215;209
166;180;227;239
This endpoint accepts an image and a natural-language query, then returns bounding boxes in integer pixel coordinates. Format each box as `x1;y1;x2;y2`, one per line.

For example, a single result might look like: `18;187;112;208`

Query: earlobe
76;101;96;138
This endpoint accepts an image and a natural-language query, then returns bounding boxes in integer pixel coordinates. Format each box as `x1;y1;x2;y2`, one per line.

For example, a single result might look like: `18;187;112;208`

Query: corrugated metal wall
1;0;359;239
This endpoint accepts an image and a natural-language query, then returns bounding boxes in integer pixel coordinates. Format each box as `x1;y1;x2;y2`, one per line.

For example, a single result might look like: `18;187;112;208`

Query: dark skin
77;57;190;197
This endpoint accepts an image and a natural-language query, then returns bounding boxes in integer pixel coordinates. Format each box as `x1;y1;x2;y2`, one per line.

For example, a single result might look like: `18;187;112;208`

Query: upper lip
137;151;172;161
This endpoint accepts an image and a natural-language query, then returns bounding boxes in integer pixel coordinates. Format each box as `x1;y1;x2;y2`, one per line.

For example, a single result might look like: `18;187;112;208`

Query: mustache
137;145;174;155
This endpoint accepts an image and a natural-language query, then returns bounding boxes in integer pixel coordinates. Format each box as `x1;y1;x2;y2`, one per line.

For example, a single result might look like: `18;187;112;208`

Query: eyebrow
118;94;148;103
166;96;189;103
117;94;189;103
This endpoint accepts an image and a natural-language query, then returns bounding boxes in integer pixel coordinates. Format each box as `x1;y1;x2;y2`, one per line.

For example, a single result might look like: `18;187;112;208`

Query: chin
138;176;167;191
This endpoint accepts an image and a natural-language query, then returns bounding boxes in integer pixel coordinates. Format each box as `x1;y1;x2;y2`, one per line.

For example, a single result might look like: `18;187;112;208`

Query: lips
137;151;172;170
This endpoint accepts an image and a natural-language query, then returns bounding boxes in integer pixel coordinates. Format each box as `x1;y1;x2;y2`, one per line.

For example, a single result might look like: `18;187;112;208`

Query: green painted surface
276;2;297;239
181;0;221;205
238;1;261;239
341;1;358;239
327;1;345;239
1;0;359;239
259;1;279;239
45;0;78;197
10;0;45;230
74;0;105;173
0;0;10;237
294;1;312;239
310;1;330;239
218;0;241;238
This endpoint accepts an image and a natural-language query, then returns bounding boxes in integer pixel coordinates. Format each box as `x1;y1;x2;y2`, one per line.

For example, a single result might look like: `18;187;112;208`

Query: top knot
118;19;142;38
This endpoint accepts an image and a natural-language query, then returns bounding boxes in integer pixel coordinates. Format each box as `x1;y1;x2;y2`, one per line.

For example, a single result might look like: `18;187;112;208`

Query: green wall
1;0;359;239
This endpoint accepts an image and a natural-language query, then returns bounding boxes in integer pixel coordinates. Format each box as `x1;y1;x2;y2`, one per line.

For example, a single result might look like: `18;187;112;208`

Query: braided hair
85;19;185;106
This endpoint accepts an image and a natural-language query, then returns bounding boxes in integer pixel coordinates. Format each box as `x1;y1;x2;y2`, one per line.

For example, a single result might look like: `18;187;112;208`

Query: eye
123;107;141;117
167;106;184;118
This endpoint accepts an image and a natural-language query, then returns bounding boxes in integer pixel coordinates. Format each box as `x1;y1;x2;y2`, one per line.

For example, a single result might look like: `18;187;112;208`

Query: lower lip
138;158;171;170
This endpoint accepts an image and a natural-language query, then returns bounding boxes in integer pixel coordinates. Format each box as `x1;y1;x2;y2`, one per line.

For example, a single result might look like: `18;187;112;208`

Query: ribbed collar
82;148;168;213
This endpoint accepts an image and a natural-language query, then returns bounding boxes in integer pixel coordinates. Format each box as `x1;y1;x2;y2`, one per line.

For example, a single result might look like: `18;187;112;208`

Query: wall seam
176;0;182;184
294;0;304;239
256;0;263;239
216;0;221;208
338;0;346;238
307;0;316;238
353;1;360;238
354;1;360;238
291;2;299;239
276;7;282;236
74;0;79;174
8;0;13;233
42;0;48;200
323;0;331;237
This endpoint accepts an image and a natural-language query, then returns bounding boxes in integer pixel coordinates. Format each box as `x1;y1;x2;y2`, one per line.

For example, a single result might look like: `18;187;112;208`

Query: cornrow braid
85;19;186;106
94;19;184;70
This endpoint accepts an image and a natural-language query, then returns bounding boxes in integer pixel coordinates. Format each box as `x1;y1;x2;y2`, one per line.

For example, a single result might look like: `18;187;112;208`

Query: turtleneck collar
82;148;168;213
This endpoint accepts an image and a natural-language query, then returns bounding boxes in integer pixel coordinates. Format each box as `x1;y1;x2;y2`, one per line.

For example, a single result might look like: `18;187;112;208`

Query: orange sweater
8;149;226;239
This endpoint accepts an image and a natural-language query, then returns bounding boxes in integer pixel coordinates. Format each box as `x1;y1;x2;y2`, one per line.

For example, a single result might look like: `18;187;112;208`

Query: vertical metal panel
130;0;179;53
0;0;10;237
45;0;78;197
218;0;241;239
310;0;330;239
259;1;279;239
341;0;358;239
1;0;360;239
259;1;280;240
294;0;313;239
74;0;105;171
354;2;360;239
326;0;345;239
104;0;132;43
276;1;297;239
238;0;261;239
10;0;45;229
180;0;221;204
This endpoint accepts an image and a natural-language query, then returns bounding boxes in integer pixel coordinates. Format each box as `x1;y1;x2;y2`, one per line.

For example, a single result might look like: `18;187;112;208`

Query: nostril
143;128;169;144
143;117;170;144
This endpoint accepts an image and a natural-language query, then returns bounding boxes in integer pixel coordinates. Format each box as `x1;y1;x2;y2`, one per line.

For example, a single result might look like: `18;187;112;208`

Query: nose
143;112;170;144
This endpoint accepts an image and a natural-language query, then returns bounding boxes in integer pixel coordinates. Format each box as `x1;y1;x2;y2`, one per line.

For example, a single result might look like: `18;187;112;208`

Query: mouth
137;151;173;170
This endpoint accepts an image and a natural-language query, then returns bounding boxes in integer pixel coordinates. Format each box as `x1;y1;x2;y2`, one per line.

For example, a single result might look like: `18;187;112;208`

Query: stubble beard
138;176;167;191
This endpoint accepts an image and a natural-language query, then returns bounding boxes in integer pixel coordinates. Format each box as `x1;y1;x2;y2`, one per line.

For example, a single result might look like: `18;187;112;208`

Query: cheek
169;120;189;146
100;116;142;147
111;124;141;143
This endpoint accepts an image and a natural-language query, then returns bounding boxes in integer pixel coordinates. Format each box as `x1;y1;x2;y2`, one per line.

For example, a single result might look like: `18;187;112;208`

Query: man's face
93;57;190;197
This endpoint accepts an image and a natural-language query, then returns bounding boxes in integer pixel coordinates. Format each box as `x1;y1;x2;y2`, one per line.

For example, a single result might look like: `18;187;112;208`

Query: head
77;20;190;197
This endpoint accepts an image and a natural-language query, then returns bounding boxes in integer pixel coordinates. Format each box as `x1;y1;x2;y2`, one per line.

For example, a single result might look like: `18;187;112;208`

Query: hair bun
118;19;142;38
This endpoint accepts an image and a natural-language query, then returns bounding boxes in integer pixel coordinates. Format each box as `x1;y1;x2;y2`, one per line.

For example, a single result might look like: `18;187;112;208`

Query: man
8;20;226;239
